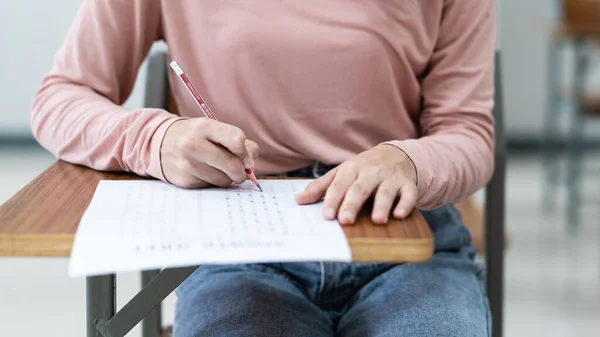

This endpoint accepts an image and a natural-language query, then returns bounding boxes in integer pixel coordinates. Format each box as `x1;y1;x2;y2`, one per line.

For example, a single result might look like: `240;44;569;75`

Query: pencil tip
257;184;263;192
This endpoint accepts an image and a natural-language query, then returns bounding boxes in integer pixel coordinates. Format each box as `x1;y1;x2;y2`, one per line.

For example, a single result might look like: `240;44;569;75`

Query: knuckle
366;166;384;180
247;141;260;157
328;181;345;195
341;162;359;175
231;129;247;146
177;136;197;152
324;189;341;204
196;117;213;130
379;186;397;199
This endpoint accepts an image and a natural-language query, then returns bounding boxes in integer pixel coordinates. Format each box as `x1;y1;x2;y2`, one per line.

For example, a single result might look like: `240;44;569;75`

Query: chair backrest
493;51;506;155
143;51;169;111
143;51;180;115
485;50;506;337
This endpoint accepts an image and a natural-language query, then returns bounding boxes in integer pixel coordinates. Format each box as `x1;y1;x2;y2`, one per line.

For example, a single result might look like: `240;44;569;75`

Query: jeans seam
475;268;492;337
317;262;326;305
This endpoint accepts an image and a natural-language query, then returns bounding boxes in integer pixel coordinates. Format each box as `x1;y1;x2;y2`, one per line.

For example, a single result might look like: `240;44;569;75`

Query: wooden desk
0;161;434;261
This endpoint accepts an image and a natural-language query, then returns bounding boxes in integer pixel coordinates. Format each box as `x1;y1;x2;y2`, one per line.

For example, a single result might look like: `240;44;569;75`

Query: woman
32;1;496;336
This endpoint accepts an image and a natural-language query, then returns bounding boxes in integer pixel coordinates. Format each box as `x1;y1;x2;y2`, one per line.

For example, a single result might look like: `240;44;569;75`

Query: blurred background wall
0;0;150;140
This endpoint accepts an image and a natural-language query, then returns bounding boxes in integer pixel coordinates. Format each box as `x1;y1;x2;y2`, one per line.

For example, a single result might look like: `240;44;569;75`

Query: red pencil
170;61;263;192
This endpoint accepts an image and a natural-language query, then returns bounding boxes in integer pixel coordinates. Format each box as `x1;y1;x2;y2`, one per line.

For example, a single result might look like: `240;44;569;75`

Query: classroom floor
0;146;599;337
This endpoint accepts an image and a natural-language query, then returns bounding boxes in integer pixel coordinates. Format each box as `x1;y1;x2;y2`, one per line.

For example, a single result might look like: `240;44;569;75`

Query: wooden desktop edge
0;161;434;262
0;234;434;262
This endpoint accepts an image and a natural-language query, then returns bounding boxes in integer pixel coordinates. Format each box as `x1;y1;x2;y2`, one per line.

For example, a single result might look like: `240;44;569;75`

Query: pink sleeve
384;0;497;210
30;0;183;181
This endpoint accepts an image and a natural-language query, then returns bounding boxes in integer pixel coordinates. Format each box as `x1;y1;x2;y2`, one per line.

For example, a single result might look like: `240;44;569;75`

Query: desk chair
139;50;506;337
543;0;600;229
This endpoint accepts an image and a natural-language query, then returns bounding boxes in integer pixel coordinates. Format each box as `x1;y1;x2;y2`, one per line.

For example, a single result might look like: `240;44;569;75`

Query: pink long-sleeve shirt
31;0;496;210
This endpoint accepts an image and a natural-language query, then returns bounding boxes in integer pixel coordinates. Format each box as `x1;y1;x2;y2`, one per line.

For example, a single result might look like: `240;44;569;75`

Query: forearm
31;77;183;180
29;0;175;178
385;116;494;210
391;0;496;210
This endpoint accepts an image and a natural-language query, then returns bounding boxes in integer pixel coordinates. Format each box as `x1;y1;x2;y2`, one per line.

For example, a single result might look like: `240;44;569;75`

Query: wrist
378;143;418;185
151;117;187;182
159;119;185;157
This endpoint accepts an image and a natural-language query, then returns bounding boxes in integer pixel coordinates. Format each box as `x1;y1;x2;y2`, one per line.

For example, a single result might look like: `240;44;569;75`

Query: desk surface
0;161;433;262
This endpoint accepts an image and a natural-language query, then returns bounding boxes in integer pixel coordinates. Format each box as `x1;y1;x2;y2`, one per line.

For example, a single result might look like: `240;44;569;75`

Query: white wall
1;0;599;139
0;0;148;138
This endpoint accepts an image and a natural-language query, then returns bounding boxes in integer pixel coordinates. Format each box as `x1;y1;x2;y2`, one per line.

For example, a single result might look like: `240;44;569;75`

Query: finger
196;142;247;184
245;140;260;161
166;168;209;189
174;158;232;188
204;122;253;169
244;140;259;170
295;168;337;205
371;179;403;224
322;164;358;221
393;183;418;219
338;172;381;225
192;163;234;188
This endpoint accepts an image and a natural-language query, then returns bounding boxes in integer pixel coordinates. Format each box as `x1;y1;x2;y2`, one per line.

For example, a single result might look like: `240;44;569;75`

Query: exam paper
69;180;351;277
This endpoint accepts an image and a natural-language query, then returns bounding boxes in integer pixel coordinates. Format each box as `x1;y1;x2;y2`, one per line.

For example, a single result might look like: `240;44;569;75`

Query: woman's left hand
295;144;418;225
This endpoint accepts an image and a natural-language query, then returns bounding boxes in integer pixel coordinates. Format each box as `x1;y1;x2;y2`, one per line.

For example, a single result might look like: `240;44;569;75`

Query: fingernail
323;207;335;219
340;211;354;223
396;208;406;217
242;156;253;169
374;212;387;222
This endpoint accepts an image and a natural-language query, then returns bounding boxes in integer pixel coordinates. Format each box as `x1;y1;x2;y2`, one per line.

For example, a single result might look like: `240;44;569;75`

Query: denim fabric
173;204;490;337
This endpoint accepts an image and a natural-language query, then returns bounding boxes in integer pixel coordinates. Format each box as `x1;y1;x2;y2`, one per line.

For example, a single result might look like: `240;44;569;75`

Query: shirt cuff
147;116;188;182
381;139;431;208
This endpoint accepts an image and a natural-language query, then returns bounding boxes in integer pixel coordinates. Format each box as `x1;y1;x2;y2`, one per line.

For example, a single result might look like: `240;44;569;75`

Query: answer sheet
69;180;351;276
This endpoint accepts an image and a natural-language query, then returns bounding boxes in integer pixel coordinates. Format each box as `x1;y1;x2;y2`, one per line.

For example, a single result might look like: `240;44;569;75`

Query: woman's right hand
160;118;260;189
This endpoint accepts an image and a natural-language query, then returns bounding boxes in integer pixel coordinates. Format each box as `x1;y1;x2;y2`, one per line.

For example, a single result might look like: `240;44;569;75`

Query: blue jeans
174;204;490;337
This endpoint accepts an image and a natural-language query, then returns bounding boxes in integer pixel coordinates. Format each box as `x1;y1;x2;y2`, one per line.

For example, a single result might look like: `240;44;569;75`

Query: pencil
169;61;263;192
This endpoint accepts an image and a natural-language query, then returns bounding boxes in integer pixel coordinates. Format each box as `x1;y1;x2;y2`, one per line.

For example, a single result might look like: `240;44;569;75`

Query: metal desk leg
96;266;197;337
566;40;588;231
142;270;162;337
87;275;116;337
